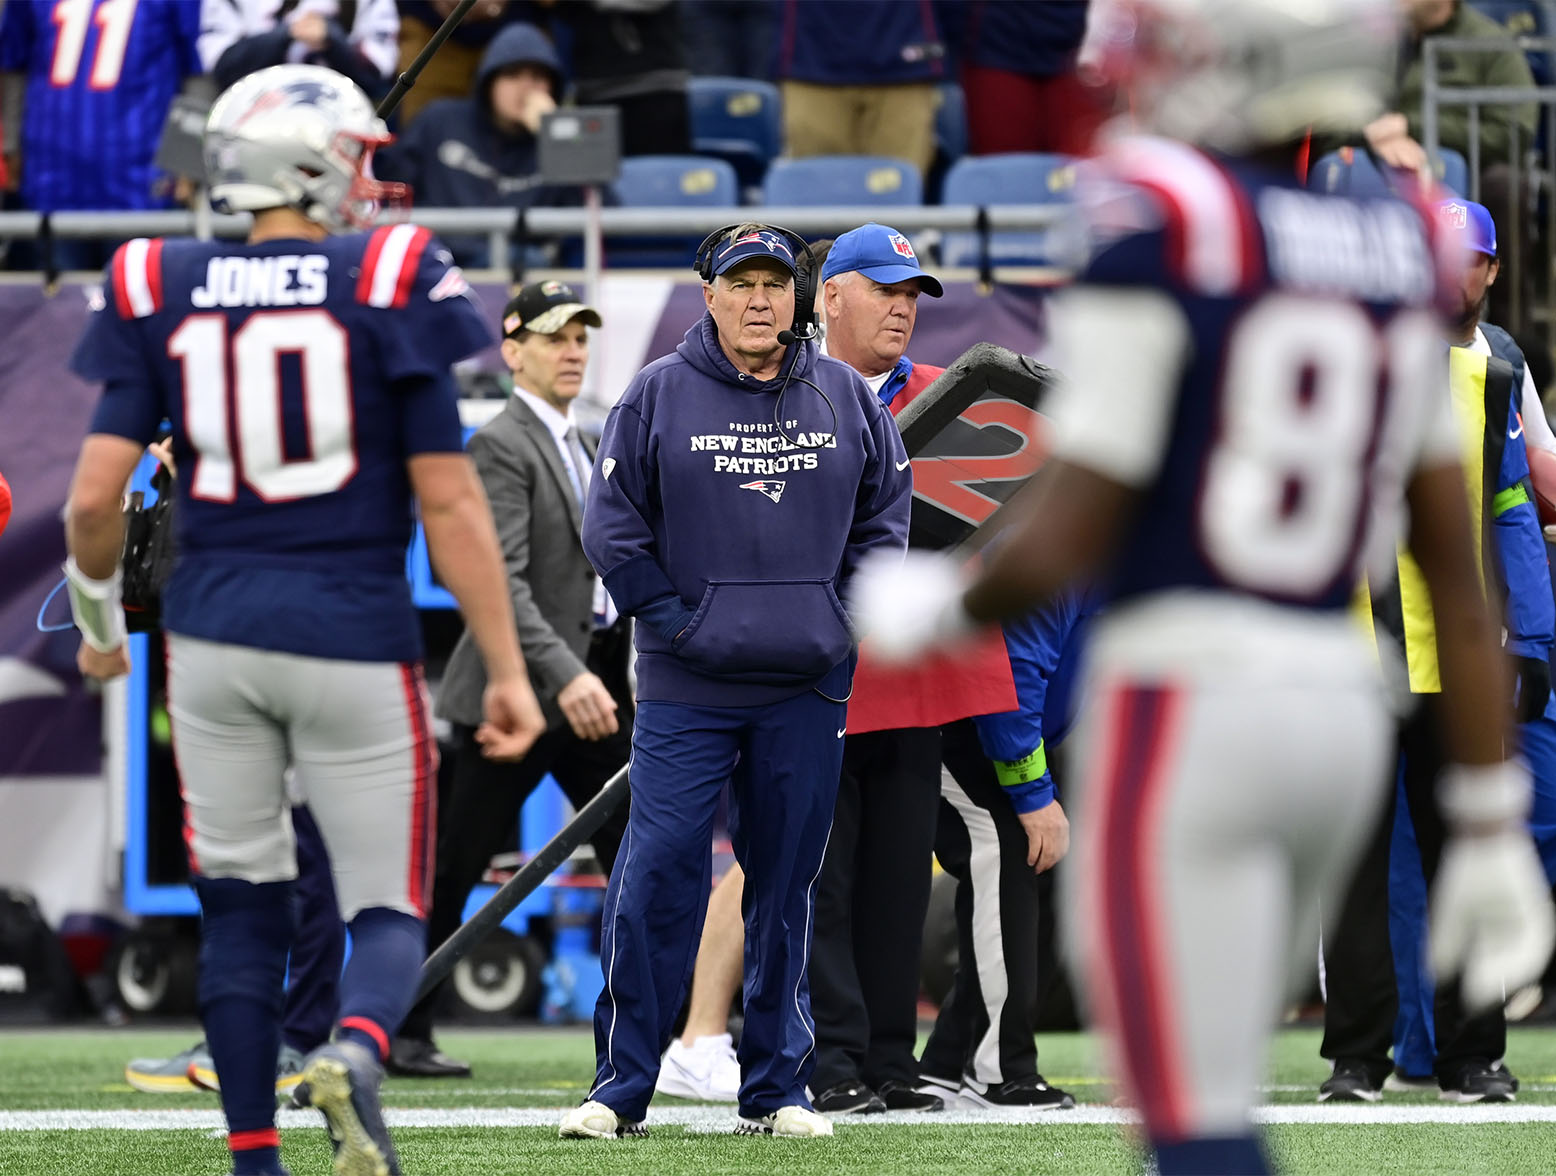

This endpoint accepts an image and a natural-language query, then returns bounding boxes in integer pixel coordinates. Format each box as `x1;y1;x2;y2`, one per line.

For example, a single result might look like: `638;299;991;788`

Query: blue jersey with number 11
1048;136;1459;615
70;225;493;662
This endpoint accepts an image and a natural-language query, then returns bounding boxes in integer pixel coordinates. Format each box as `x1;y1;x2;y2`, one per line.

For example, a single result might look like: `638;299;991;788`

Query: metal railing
0;203;1072;286
1421;33;1556;334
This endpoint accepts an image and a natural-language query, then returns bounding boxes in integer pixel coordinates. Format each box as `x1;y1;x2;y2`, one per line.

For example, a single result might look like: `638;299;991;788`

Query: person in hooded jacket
559;222;912;1140
374;22;575;268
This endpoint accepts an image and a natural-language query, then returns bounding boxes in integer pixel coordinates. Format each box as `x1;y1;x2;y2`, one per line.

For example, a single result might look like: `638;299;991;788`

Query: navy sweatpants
588;691;846;1122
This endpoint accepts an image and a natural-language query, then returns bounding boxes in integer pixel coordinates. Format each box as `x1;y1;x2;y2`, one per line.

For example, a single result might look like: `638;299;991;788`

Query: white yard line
7;1104;1556;1132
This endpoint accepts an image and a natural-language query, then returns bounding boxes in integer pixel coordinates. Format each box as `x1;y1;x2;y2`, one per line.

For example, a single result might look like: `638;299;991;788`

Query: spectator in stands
553;0;692;157
199;0;399;97
951;1;1099;157
680;0;779;79
375;22;570;268
773;0;946;178
0;0;202;269
1366;1;1541;337
395;1;541;126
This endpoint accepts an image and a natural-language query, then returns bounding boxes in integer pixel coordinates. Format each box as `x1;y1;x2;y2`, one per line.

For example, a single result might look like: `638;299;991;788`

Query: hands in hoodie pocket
672;579;855;680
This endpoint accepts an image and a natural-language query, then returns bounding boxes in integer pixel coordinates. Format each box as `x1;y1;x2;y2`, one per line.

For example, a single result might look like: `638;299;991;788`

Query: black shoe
812;1081;886;1114
959;1074;1075;1109
1440;1060;1516;1104
1317;1059;1382;1103
386;1036;472;1079
1492;1061;1521;1093
876;1079;944;1112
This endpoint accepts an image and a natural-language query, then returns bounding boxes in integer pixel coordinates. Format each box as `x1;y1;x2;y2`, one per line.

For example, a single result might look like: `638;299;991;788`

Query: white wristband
1439;760;1532;827
64;555;127;654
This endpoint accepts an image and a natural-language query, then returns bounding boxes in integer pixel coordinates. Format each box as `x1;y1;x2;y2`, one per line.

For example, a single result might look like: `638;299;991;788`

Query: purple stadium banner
0;278;1044;778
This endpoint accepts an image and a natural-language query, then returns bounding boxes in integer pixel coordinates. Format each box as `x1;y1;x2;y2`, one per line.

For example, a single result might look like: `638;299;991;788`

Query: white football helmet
204;63;406;231
1085;0;1400;153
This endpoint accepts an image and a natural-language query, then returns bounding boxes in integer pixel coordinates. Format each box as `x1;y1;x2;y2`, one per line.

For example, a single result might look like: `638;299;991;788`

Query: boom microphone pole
376;0;480;121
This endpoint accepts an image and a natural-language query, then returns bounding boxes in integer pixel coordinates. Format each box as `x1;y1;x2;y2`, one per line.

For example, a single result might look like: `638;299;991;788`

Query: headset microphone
776;323;817;346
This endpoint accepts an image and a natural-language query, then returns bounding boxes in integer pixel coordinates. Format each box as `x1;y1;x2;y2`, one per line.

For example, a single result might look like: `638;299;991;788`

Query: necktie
563;425;589;507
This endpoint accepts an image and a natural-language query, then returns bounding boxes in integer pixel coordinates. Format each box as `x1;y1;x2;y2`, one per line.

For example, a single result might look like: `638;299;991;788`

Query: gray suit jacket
436;395;601;730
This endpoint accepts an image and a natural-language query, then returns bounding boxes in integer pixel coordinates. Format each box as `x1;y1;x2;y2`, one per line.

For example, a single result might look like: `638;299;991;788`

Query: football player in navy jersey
852;2;1555;1173
62;64;545;1176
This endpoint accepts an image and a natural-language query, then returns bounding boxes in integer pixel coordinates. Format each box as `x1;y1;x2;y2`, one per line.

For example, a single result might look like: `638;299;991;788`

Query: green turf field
2;1025;1555;1174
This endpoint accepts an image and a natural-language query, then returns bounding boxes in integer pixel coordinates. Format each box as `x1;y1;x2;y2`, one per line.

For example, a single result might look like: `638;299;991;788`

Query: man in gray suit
389;281;633;1077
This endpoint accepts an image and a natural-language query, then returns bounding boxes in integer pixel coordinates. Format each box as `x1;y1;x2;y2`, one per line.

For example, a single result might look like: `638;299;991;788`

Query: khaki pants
781;81;937;177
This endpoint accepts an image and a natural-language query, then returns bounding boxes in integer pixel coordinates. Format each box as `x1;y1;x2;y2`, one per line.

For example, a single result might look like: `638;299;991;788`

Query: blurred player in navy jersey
63;64;545;1176
852;2;1556;1173
0;0;203;268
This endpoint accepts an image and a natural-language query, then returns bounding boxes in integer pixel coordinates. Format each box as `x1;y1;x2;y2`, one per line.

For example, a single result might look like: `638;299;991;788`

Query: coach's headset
694;223;837;452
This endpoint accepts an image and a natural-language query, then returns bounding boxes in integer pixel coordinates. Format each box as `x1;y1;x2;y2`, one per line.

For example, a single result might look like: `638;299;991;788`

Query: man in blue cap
810;223;1079;1115
560;223;912;1139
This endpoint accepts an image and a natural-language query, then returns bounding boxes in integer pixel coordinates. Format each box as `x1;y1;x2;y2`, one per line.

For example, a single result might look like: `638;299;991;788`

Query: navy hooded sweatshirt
583;314;912;708
376;24;575;265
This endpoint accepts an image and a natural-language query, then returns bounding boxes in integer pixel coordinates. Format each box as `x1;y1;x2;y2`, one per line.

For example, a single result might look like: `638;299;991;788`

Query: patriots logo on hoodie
739;480;786;503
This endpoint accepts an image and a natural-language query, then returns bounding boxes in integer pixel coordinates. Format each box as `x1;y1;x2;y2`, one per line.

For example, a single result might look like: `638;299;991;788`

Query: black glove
1511;654;1552;725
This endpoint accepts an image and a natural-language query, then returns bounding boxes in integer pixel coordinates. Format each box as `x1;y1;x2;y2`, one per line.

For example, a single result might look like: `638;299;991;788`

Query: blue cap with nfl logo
822;222;944;297
709;227;800;277
1437;198;1497;257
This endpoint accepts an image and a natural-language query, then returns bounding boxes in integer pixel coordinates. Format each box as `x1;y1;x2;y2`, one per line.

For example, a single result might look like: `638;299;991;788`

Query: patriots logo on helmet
889;233;915;259
1440;202;1469;230
739;479;786;503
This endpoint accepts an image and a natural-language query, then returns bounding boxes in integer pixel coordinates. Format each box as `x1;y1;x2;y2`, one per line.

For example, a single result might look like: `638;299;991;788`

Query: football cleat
295;1040;400;1176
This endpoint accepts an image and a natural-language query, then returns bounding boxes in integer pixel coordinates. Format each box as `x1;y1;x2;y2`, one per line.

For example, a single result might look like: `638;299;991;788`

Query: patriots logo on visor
889;233;915;259
739;479;786;503
1440;203;1469;230
720;231;793;262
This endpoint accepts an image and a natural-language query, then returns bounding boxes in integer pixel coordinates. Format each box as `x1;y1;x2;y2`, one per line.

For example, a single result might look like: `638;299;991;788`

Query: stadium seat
939;152;1078;267
615;154;739;207
1307;148;1399;197
608;155;740;267
1308;147;1471;199
760;156;923;207
1436;147;1470;197
687;77;783;189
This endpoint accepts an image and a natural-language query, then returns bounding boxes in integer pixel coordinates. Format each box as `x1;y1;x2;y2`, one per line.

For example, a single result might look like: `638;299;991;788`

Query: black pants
400;627;633;1043
809;726;942;1091
920;718;1061;1086
1321;700;1505;1085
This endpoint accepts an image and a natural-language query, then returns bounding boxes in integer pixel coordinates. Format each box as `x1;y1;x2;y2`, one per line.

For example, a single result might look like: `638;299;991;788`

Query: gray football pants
165;633;438;921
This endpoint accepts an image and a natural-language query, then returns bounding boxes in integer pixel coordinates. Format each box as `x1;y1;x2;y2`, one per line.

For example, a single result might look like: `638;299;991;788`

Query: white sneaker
559;1100;647;1139
735;1104;834;1137
655;1033;741;1102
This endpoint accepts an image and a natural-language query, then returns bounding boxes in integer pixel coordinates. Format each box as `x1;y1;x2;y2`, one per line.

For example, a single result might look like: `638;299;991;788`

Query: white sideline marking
7;1104;1556;1132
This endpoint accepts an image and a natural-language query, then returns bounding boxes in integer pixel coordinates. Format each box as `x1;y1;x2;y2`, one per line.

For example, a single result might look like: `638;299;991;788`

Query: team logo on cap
541;280;568;297
1440;203;1469;230
889;233;915;260
722;231;793;261
739;479;786;503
